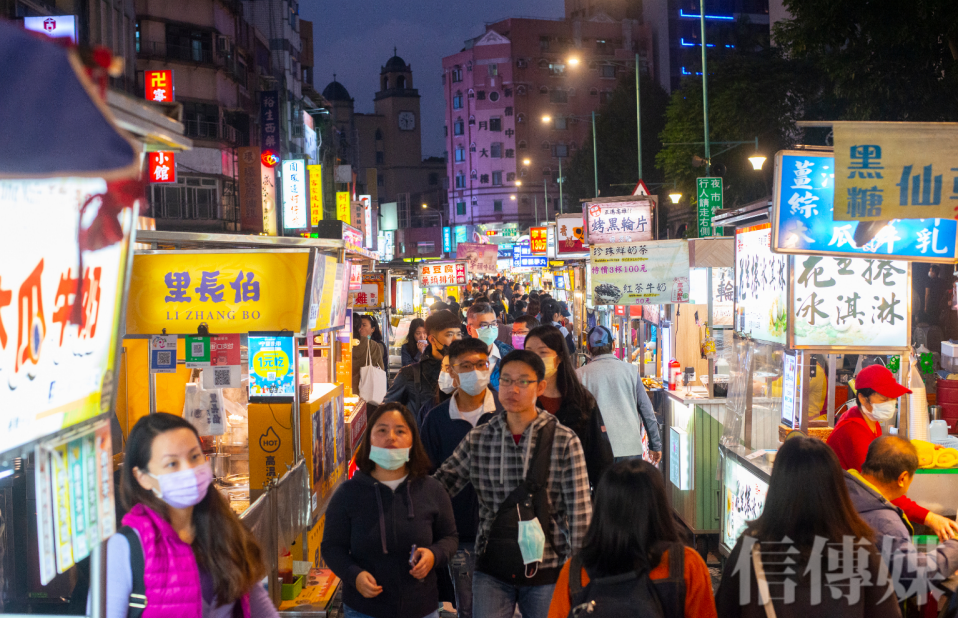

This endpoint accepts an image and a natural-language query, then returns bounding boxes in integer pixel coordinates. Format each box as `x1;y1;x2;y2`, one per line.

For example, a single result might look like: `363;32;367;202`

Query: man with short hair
510;315;540;350
577;326;662;465
434;350;592;618
430;300;450;315
538;298;575;355
384;310;462;424
466;302;513;390
845;436;958;604
421;338;504;618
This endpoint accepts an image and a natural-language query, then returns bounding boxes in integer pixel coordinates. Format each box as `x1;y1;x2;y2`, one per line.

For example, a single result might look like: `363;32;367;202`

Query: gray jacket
576;353;661;455
844;470;958;596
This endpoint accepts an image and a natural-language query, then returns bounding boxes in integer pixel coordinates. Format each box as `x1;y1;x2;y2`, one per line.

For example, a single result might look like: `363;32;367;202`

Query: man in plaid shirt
434;350;592;618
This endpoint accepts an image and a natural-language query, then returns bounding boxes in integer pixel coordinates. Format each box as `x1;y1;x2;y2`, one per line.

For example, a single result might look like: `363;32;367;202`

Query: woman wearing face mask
524;325;614;488
402;318;428;367
827;364;958;540
353;314;387;395
105;413;275;618
322;403;458;618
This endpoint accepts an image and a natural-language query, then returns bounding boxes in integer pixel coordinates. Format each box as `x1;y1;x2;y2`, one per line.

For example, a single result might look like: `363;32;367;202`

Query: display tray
278;568;340;616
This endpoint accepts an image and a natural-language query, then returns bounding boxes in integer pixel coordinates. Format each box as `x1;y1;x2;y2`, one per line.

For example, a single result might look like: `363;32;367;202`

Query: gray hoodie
844;470;958;598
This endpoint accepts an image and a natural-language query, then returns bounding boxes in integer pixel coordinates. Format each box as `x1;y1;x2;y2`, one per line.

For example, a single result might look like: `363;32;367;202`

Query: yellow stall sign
125;250;312;335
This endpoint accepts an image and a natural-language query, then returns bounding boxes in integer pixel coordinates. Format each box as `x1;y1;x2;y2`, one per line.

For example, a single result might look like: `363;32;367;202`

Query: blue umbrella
0;19;138;178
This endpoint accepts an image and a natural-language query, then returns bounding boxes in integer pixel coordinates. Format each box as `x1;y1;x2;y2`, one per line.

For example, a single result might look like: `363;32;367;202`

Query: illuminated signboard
530;227;548;254
147;151;176;183
145;70;174;103
23;15;77;42
282;160;307;229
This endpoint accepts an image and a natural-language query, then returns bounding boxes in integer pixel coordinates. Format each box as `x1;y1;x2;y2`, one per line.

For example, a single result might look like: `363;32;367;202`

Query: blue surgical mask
458;369;491;396
368;446;410;471
477;325;499;346
517;507;546;577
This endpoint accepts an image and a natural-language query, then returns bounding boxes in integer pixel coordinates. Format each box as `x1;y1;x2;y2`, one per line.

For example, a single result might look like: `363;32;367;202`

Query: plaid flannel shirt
433;409;593;570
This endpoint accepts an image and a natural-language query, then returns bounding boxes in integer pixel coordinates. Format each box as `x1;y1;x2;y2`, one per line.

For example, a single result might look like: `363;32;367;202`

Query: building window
378;174;384;187
553;144;569;157
539;86;549;95
467;61;473;71
471;169;478;179
599;91;612;104
468;88;475;98
543;168;552;178
469;115;476;125
150;176;219;219
548;63;566;76
477;91;486;101
429;173;439;186
165;24;214;64
181;102;220;139
517;85;527;95
518;140;527;149
507;172;516;182
505;88;513;97
488;63;498;76
469;142;477;152
601;65;616;78
444;125;448;136
453;93;463;109
454;118;464;135
539;36;551;51
376;151;385;164
492;171;503;186
457;201;466;215
455;172;466;188
553;116;567;130
417;241;435;254
452;68;462;82
549;89;568;103
491;142;503;158
541;141;551;150
489;91;500;102
516;113;525;123
494;199;503;212
489;117;502;131
455;147;465;162
590;87;599;96
375;128;383;140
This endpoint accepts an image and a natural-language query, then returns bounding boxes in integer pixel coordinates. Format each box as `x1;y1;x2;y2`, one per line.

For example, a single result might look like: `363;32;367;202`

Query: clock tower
374;50;422;164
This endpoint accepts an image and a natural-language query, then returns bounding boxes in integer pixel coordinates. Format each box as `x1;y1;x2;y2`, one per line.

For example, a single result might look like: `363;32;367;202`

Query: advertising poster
556;214;588;255
329;263;349;330
530;227;548;254
310;255;339;331
585;199;653;244
792;255;909;349
418;261;468;286
281;159;307;230
722;456;769;551
311;402;326;495
0;178;133;455
51;443;74;573
589;240;690;305
712;267;734;326
126;251;311;336
353;273;385;309
261;163;278;236
735;223;788;344
773;151;957;260
35;445;56;584
781;352;799;429
456;243;498;275
248;336;295;398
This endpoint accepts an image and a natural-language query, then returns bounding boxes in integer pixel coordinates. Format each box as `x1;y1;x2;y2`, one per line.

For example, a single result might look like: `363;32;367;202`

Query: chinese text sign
147;151;175;183
585;200;653;244
735;223;788;344
530;227;548;254
145;70;173;103
281;160;306;229
590;240;690;305
511;243;548;270
418;262;467;286
260;91;280;153
336;192;350;223
307;164;323;226
696;177;722;237
556;214;588;255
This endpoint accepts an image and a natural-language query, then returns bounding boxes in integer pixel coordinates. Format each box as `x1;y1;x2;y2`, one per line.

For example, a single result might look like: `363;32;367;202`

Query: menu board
589;240;690;305
722;454;769;552
248;335;295;400
418;261;468;286
585;199;653;244
734;223;788;344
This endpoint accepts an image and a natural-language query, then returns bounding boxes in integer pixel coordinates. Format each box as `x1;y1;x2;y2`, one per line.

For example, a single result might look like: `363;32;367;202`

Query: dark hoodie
844;470;958;598
383;345;445;426
321;471;458;618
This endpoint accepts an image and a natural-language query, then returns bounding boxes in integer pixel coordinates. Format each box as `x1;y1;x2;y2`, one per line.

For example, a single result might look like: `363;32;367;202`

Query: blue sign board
248;335;295;399
498;243;514;259
454;226;468;244
773;151;957;260
512;242;548;269
442;227;452;253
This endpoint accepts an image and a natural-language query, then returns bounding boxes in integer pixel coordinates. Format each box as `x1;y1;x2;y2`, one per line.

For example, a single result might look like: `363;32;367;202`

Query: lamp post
542;113;599;198
699;0;711;177
421;203;444;254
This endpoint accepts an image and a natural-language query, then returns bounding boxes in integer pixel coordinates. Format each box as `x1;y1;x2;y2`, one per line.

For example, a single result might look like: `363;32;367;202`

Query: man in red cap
828;364;958;539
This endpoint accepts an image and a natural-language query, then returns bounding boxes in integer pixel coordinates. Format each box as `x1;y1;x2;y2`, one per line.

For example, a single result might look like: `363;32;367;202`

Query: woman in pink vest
105;413;277;618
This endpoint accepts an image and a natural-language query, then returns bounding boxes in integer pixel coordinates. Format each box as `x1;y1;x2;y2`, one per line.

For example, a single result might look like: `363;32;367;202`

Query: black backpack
566;543;686;618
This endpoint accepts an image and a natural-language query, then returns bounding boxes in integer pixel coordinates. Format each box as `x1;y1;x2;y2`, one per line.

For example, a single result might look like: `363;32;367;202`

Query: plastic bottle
668;359;681;391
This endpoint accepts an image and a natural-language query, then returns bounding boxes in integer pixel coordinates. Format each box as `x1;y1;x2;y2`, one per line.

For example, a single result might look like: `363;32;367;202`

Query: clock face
398;111;416;131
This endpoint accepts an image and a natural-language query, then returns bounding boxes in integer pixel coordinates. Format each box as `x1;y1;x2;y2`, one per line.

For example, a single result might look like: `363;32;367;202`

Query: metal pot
206;453;231;478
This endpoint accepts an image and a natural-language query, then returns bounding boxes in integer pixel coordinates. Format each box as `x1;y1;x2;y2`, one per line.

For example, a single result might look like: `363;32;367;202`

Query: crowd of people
101;276;958;618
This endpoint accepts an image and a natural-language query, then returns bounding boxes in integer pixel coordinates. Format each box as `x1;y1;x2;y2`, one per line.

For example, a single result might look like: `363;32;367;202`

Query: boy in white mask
466;302;514;390
827;363;958;540
421;338;505;618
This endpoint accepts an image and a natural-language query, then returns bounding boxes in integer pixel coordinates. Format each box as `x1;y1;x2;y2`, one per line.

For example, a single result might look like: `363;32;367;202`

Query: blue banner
512;242;547;269
498;243;514;259
774;152;957;259
442;227;451;253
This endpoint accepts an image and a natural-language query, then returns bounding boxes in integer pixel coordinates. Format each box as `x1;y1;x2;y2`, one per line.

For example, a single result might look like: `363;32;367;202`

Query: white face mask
438;371;456;393
863;399;897;422
458;369;491;396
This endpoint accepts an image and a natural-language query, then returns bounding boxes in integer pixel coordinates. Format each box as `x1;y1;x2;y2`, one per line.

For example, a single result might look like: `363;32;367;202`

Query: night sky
303;0;565;159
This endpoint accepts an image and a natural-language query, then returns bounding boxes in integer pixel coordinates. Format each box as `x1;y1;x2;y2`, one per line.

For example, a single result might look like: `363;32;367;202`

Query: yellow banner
834;121;958;221
308;164;323;226
125;251;311;335
336;191;350;223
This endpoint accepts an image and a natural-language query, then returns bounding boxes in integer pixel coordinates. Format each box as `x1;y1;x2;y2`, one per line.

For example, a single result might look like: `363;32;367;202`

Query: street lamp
515;180;523;186
522;158;531;166
669;192;683;204
421;203;444;239
748;155;767;171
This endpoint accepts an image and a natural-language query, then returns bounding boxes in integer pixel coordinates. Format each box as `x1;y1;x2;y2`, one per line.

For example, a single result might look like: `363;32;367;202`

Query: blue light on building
678;9;735;20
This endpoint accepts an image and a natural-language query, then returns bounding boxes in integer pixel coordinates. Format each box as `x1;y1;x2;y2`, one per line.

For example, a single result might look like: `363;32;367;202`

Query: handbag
358;340;387;404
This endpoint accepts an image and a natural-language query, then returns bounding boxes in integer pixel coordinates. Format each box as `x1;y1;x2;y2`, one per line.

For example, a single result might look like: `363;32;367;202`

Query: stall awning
0;19;138;179
107;90;192;153
135;230;343;251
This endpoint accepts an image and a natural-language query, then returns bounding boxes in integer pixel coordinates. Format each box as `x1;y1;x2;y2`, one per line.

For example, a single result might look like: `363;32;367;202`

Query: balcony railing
140;40;214;65
184;119;238;143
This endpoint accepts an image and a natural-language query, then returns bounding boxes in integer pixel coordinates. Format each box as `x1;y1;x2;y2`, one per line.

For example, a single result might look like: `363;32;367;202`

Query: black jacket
321;472;459;618
540;394;614;488
383;346;445;425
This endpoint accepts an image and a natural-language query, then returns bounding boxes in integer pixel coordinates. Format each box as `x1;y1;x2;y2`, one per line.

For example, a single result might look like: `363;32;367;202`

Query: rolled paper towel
913;440;938;468
908;363;929;441
933;448;958;468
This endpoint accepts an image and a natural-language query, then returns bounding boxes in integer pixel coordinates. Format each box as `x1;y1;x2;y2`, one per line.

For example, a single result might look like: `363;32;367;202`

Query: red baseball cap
855;364;911;399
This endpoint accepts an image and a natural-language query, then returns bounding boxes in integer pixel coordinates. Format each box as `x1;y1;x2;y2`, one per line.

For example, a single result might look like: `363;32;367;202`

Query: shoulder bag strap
568;553;584;603
366;338;372;365
117;526;147;618
751;542;778;618
527;417;558;486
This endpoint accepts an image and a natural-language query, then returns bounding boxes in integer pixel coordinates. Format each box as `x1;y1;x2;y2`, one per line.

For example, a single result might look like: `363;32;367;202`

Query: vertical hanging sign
696;177;722;237
260;91;280;161
308;164;323;226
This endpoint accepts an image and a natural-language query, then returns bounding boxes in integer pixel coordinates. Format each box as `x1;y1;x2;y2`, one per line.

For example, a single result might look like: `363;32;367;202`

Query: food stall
715;148;958;557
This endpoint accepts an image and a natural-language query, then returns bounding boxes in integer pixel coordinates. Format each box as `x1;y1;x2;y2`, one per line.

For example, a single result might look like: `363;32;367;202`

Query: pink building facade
442;16;652;229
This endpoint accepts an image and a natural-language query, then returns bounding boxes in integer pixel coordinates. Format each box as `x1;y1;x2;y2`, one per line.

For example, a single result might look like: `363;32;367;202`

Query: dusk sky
303;0;565;159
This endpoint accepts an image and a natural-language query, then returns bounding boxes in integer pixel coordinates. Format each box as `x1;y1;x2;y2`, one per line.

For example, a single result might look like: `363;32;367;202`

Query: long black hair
403;317;426;358
746;436;873;551
355;403;432;478
526;324;595;432
579;459;678;575
122;413;265;605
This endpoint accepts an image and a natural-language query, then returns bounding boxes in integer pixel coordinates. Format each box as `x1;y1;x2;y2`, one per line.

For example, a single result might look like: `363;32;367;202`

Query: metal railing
183;119;238;143
139;40;214;65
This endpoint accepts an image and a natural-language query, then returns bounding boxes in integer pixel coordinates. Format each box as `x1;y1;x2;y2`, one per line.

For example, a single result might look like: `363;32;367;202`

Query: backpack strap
527;417;559;555
568;553;584;603
117;526;147;618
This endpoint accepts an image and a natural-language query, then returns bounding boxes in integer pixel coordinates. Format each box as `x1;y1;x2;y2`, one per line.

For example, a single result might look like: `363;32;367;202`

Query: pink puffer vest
122;504;251;618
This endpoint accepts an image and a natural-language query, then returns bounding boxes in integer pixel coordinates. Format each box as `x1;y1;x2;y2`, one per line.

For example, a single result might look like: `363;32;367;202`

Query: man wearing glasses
421;338;504;618
434;350;592;618
465;302;513;390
